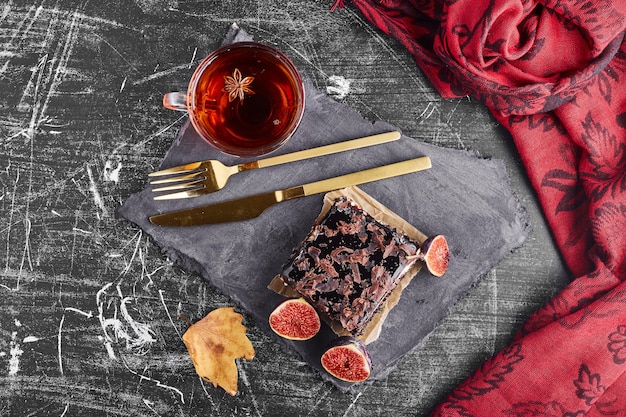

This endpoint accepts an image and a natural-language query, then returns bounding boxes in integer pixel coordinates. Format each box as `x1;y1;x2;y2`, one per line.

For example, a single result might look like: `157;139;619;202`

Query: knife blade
149;156;431;226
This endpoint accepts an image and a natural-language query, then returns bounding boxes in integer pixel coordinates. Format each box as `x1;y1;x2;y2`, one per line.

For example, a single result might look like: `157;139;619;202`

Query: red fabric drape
332;0;626;415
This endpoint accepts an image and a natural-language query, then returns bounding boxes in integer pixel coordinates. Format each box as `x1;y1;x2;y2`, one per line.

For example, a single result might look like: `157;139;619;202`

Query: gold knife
149;156;431;226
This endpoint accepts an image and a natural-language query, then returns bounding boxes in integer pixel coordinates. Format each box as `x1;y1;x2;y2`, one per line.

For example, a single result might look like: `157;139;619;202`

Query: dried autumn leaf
182;307;255;396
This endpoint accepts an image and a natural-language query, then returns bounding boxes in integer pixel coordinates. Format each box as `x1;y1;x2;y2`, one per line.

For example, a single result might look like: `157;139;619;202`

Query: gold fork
148;131;401;200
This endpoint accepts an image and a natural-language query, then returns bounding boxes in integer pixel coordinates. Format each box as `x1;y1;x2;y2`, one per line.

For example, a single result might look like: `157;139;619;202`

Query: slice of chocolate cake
279;196;420;337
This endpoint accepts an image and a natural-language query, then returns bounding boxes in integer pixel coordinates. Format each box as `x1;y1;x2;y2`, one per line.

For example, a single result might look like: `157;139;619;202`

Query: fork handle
241;131;401;171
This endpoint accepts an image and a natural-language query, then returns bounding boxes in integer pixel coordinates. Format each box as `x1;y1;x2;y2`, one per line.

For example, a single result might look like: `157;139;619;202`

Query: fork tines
150;170;207;199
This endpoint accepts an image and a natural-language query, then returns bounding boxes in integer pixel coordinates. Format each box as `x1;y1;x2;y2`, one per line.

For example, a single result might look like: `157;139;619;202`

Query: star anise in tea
223;68;255;102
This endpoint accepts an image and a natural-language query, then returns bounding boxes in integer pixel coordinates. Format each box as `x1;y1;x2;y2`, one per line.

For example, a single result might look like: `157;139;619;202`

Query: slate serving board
118;25;530;393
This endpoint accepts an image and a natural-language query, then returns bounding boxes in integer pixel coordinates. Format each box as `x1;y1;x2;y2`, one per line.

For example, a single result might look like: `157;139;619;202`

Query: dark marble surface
0;1;570;415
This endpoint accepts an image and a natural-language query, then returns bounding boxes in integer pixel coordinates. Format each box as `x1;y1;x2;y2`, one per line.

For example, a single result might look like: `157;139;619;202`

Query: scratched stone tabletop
0;1;571;416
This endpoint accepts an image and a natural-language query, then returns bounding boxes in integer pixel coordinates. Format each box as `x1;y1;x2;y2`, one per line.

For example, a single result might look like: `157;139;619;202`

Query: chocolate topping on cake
280;197;419;336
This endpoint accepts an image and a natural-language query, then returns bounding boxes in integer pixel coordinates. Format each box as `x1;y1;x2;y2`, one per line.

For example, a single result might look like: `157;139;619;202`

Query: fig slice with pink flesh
269;297;321;341
417;234;450;277
321;337;372;382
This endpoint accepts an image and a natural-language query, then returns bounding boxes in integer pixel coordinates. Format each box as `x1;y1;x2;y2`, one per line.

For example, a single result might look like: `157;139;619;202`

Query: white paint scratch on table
65;306;94;318
327;75;351;100
120;230;143;276
44;7;134;31
304;383;333;416
236;361;263;417
8;319;24;376
96;282;156;355
93;32;141;73
142;398;159;415
341;391;363;417
57;307;95;375
104;159;123;183
486;270;499;356
132;114;187;149
121;356;186;404
418;101;437;122
57;313;65;374
87;165;107;217
199;378;219;409
159;289;183;339
22;335;40;343
188;46;198;69
132;63;193;86
0;2;12;25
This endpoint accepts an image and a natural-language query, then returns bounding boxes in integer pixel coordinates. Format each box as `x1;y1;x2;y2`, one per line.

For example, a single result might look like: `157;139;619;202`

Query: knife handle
293;156;432;197
254;131;401;169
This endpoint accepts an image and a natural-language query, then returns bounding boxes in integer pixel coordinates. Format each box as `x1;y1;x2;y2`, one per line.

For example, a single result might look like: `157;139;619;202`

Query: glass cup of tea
163;42;305;157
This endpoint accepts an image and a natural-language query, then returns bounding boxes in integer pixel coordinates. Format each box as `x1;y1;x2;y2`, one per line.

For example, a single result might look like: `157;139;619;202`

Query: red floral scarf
332;0;626;415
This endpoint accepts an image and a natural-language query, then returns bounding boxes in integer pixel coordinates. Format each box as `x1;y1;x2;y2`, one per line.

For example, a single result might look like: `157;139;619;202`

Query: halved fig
321;337;372;382
419;234;450;277
269;297;321;341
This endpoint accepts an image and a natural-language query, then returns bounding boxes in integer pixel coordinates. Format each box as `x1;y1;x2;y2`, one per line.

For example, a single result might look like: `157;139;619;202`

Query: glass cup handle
163;92;188;111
